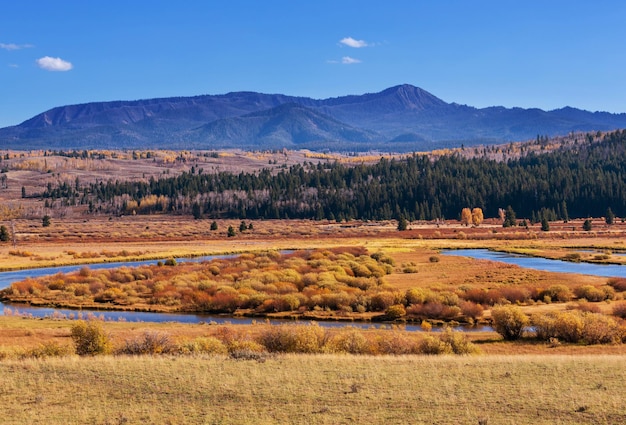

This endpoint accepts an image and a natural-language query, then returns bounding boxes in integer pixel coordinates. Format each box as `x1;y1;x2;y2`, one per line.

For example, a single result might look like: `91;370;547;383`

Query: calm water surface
442;249;626;278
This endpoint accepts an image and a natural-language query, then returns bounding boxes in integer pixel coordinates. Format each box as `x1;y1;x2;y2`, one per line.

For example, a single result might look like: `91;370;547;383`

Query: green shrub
70;320;112;356
491;305;529;340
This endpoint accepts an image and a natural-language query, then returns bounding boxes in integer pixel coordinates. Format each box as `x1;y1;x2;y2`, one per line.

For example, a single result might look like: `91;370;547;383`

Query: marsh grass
0;354;625;424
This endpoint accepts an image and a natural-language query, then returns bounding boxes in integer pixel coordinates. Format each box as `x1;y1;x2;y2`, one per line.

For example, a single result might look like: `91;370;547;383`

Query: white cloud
8;64;19;68
0;43;34;51
36;56;73;72
340;37;368;48
342;56;361;64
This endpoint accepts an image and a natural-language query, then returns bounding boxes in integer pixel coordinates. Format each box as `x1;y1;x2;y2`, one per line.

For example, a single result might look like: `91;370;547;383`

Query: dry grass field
1;352;625;424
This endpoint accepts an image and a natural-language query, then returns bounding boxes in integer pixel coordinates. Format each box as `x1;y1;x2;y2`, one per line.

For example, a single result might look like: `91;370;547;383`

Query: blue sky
1;1;625;128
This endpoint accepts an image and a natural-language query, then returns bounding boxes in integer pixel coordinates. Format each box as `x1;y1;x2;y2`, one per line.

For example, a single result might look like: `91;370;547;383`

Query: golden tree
471;208;484;226
460;208;472;226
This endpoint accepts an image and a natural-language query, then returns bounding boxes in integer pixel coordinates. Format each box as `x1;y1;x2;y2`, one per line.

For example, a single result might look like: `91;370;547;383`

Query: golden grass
0;353;624;424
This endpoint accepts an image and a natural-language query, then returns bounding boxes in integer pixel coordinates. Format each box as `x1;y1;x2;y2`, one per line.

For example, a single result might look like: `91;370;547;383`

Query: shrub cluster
255;324;479;355
488;305;626;345
1;248;398;316
61;320;479;358
533;311;625;344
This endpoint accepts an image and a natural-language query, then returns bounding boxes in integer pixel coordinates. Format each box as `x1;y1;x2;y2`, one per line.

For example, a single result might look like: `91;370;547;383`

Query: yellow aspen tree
461;208;472;226
471;207;484;226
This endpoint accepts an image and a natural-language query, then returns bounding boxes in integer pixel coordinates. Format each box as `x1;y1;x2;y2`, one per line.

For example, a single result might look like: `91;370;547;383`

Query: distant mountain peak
353;84;448;112
2;85;626;152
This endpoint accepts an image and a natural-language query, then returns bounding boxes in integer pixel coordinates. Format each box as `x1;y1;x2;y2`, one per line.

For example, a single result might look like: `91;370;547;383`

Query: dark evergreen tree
0;225;9;242
503;206;517;227
192;202;202;220
561;200;569;223
606;207;615;225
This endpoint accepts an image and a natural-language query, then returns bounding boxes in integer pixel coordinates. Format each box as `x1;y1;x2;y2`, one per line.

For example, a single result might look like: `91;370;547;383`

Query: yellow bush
491;305;529;340
70;320;112;356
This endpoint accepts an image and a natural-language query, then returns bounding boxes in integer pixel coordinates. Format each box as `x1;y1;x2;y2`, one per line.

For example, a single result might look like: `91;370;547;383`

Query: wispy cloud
340;37;368;48
0;43;34;51
36;56;73;71
341;56;361;64
8;64;19;68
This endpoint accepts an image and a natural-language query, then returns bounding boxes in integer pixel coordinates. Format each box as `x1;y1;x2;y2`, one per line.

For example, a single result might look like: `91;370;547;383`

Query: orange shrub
370;291;400;311
407;302;461;320
612;301;626;319
607;277;626;292
459;300;484;321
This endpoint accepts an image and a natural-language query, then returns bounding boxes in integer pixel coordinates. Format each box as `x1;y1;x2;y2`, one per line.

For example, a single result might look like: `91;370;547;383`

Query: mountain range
2;84;626;152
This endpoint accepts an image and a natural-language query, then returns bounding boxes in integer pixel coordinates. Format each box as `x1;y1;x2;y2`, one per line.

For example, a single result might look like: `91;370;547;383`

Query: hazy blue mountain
1;84;625;151
187;103;379;150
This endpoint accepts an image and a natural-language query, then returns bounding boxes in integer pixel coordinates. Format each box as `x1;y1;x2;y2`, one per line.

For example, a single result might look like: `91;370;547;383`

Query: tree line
38;130;626;222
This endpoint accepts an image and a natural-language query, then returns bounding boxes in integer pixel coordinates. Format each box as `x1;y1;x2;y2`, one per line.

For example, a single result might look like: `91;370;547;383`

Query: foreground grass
0;354;624;424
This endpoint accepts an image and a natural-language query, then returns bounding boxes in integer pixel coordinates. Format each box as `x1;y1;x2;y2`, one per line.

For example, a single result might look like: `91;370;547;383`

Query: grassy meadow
1;353;625;424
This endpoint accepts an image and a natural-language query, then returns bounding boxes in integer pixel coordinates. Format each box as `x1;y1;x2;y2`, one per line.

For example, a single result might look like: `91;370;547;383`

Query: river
441;249;626;278
0;255;459;331
10;249;615;330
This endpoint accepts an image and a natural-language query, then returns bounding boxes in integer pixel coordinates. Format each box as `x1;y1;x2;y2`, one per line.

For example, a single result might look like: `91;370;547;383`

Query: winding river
4;249;621;330
0;255;438;331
